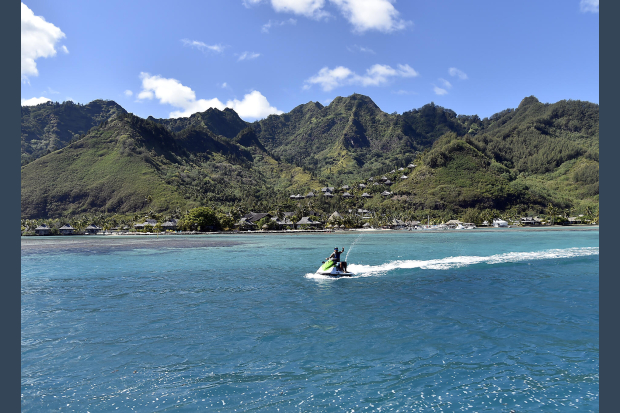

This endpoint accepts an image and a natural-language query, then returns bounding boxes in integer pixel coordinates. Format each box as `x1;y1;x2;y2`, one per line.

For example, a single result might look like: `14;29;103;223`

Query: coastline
21;224;599;240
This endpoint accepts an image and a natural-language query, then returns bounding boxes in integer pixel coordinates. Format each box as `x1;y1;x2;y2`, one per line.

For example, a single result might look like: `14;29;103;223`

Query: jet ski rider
327;247;347;272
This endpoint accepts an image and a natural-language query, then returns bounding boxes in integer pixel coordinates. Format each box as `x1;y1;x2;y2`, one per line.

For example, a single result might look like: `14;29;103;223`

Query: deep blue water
21;229;599;412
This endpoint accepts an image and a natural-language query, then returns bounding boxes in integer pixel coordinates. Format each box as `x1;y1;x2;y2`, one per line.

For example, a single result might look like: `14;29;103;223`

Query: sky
21;0;599;121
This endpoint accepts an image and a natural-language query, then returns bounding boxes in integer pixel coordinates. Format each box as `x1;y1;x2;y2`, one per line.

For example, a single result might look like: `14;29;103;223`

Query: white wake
305;247;598;279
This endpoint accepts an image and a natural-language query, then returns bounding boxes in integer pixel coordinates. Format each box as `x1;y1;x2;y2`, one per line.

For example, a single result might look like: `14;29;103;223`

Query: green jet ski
317;259;354;277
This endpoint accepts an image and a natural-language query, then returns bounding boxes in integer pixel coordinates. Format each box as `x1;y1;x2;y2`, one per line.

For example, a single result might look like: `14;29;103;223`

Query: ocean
21;228;599;411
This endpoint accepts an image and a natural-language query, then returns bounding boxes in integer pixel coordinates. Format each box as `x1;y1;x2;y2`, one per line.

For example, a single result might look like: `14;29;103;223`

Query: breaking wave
305;247;598;279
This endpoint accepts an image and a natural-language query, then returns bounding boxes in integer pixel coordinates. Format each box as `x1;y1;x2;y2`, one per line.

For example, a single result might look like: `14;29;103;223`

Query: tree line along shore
21;202;599;236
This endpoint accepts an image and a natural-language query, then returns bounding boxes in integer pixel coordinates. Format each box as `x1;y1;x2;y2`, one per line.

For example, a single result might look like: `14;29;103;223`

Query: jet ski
317;260;354;277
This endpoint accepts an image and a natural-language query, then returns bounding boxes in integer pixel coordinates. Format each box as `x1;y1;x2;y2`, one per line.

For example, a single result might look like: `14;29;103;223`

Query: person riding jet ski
327;247;347;273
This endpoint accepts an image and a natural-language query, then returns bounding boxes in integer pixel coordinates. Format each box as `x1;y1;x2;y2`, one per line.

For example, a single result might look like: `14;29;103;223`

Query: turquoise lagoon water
21;229;599;411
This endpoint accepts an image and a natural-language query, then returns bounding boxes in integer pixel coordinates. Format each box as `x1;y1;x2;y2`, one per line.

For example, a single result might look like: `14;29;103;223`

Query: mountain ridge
21;94;599;219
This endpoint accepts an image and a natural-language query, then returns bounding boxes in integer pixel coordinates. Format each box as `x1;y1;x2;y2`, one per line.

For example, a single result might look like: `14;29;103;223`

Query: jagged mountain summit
21;94;599;218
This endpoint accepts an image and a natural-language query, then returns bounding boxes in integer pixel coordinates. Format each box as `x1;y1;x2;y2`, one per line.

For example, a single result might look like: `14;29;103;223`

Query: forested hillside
21;94;598;219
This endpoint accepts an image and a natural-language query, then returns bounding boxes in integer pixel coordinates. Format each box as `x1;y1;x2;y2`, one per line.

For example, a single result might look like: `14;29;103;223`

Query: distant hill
20;94;598;219
21;113;320;218
21;99;127;165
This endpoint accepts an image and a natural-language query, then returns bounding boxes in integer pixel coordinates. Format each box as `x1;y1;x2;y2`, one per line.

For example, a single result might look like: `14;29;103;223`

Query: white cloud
261;18;297;33
238;52;261;61
249;0;410;32
330;0;410;33
348;44;375;54
271;0;329;19
181;39;225;53
391;89;417;95
226;90;283;119
304;63;418;91
580;0;598;13
21;96;51;106
438;78;452;89
137;72;282;120
124;90;133;97
21;2;67;80
448;67;468;80
221;82;228;88
433;85;448;96
243;0;263;7
45;86;59;94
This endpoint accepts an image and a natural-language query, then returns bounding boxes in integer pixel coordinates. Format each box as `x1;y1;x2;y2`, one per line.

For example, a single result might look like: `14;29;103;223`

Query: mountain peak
518;96;540;109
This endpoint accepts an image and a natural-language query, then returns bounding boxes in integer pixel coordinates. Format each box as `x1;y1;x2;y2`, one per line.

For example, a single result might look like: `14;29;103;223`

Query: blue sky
21;0;599;121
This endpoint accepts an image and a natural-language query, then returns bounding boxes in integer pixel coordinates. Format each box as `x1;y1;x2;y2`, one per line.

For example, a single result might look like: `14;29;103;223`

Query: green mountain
252;94;483;183
21;99;127;165
20;94;599;219
21;113;320;218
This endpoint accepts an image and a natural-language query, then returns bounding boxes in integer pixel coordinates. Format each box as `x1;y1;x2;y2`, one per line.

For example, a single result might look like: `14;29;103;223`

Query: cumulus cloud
124;90;133;97
248;0;409;32
304;63;418;91
580;0;598;13
261;18;297;33
448;67;468;80
21;96;51;106
433;86;448;96
21;2;67;80
181;39;225;53
238;51;261;61
271;0;329;19
330;0;410;33
137;72;282;119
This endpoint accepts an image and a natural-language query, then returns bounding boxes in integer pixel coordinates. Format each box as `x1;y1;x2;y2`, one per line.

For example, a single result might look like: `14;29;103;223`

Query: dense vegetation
21;100;127;166
21;94;598;222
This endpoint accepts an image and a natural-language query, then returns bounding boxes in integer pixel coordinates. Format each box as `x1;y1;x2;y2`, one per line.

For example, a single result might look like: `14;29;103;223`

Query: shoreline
21;224;599;239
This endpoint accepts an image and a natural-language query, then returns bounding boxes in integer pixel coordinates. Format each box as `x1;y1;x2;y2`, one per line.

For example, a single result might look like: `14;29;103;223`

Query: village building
328;211;342;222
59;224;75;235
381;191;392;197
306;192;315;198
236;218;257;230
161;219;179;231
358;183;366;189
34;224;51;236
296;217;322;227
341;185;350;191
321;187;335;193
391;219;406;229
520;217;542;226
362;192;372;198
400;175;408;180
342;192;353;198
134;219;157;230
85;224;101;234
398;167;405;171
243;212;271;223
384;180;393;185
407;163;416;168
323;191;334;197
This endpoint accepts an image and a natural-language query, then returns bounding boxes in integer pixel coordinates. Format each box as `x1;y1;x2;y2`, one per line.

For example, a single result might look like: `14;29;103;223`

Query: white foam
306;247;598;279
